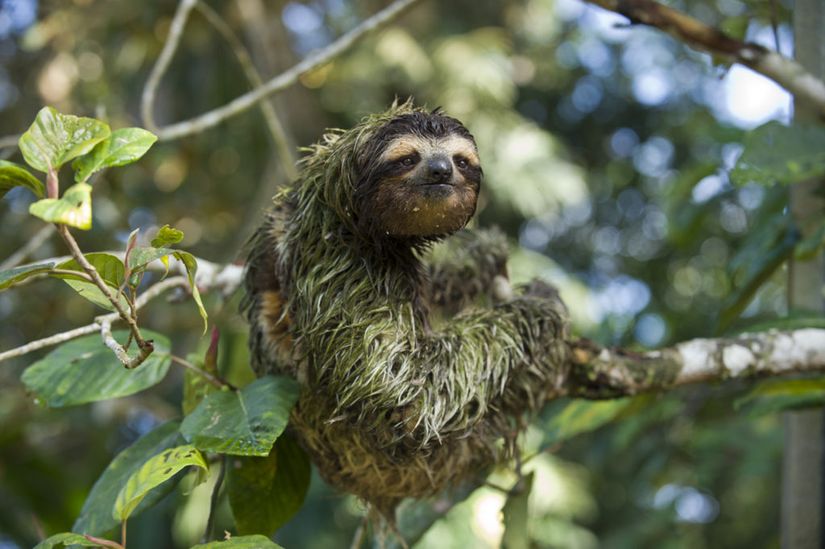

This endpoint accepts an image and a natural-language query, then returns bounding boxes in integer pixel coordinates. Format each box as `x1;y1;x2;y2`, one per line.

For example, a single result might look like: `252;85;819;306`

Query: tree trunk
783;2;825;546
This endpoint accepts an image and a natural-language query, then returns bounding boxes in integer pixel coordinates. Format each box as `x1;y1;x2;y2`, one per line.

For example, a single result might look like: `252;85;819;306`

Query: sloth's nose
427;156;453;182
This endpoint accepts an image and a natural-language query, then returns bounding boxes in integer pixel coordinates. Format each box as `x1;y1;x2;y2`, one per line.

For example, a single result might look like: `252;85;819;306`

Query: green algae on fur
242;101;570;513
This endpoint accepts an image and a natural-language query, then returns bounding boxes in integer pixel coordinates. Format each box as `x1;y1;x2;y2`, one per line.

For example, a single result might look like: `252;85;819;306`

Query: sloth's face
357;113;482;238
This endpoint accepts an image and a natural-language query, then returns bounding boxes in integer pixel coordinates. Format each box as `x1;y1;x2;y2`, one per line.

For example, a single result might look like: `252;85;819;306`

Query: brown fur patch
258;290;292;354
372;173;478;237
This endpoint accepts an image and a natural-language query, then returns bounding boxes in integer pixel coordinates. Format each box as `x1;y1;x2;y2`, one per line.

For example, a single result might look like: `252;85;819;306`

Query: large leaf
53;252;127;311
21;330;171;407
0;262;54;290
73;127;157;183
190;536;283;549
29;182;93;230
0;159;44;199
180;375;299;456
33;532;106;549
227;433;311;535
501;472;534;549
74;421;183;536
541;398;631;447
735;378;825;417
731;121;825;186
19;106;110;172
113;444;208;522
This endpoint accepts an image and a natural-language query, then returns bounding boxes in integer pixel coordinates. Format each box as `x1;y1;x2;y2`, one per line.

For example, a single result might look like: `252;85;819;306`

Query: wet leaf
0;159;44;199
180;376;299;456
113;444;208;521
29;182;93;230
21;331;171;407
72;127;157;183
74;421;183;536
227;433;311;535
0;262;54;290
19;107;110;172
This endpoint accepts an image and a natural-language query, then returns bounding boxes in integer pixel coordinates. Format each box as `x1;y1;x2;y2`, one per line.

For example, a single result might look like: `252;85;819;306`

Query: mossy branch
565;328;825;398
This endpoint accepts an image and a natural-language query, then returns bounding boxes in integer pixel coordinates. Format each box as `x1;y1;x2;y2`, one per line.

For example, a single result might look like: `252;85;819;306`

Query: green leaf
21;330;171;407
501;472;534;549
29;182;93;230
190;535;283;549
33;532;105;549
128;246;172;272
151;224;184;248
227;433;311;535
52;253;127;311
735;378;825;417
74;421;183;536
541;398;631;447
731;121;825;186
72;127;157;183
55;252;125;286
19;106;110;172
180;375;299;456
174;250;208;333
113;444;208;522
0;262;54;290
126;247;207;330
0;159;44;199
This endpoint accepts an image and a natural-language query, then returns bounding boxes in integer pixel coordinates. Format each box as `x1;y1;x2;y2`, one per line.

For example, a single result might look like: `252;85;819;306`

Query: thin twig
0;225;55;270
583;0;825;118
144;0;423;141
0;276;187;364
140;0;199;133
56;224;153;368
194;2;298;181
99;317;132;365
169;354;232;389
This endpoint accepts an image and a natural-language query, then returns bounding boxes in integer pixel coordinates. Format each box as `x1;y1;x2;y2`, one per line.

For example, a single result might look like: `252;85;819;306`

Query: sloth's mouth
420;178;455;187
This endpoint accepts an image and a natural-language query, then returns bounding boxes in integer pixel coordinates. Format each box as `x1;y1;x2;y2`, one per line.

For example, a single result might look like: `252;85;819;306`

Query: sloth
242;101;569;514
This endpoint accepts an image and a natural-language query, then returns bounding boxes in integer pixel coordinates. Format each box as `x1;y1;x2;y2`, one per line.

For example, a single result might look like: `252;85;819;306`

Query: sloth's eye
454;156;469;169
400;156;416;167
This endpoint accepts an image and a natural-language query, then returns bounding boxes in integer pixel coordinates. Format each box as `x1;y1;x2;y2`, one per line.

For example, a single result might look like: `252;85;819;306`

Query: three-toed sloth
242;101;568;513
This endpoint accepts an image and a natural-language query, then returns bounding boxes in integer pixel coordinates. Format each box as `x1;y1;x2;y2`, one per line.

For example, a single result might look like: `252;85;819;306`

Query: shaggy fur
242;101;570;514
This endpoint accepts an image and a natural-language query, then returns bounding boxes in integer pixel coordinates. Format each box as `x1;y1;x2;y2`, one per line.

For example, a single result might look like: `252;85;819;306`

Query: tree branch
566;328;825;398
0;275;188;364
56;224;153;368
582;0;825;119
392;327;825;544
194;2;298;181
143;0;424;142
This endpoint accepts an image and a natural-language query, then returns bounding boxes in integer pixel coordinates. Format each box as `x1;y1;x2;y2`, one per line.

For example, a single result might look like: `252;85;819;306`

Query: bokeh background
0;0;799;547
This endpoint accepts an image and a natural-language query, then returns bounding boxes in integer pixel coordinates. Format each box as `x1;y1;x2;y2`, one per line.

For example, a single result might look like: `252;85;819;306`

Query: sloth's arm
326;288;570;449
424;228;510;315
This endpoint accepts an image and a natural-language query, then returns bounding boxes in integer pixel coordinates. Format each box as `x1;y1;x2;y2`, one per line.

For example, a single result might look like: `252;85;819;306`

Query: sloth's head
354;110;481;239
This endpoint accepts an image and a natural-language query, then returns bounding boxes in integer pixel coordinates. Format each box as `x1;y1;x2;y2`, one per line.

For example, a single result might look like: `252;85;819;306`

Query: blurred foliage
0;0;821;547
